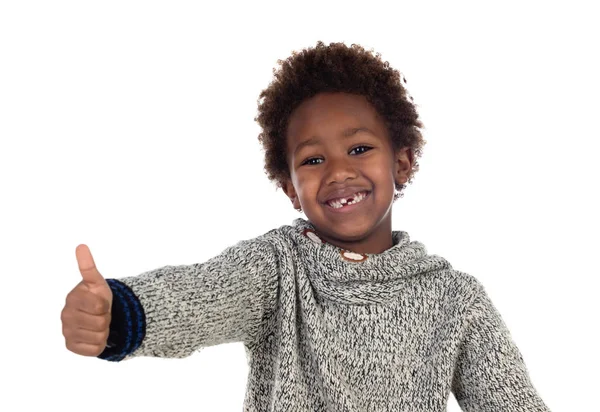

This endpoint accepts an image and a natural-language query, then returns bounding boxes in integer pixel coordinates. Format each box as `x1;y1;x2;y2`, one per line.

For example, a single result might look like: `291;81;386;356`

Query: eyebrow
293;127;376;156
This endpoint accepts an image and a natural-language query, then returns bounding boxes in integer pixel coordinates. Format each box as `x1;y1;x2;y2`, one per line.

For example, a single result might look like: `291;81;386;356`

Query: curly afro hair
254;41;426;202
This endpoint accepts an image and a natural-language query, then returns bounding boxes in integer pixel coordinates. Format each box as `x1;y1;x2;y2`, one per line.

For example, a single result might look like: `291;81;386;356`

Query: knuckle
81;317;96;331
61;312;75;328
65;292;76;307
65;340;101;357
60;308;68;323
93;302;105;314
95;316;109;331
86;344;102;356
65;339;77;353
61;305;74;319
67;291;83;309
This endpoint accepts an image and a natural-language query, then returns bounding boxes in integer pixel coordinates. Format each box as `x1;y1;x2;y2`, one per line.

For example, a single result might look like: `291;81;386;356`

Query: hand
61;244;113;357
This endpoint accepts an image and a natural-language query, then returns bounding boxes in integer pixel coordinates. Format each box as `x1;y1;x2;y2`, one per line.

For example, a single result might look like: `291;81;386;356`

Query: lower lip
324;191;371;213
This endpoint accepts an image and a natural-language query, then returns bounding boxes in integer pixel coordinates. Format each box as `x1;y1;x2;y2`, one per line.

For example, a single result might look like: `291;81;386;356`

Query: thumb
76;244;109;291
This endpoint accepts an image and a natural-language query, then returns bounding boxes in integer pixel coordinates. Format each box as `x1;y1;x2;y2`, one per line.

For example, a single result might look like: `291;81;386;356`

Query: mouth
323;190;371;213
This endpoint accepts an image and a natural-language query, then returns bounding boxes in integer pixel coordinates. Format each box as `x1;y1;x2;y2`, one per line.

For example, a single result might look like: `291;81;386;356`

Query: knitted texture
100;218;551;411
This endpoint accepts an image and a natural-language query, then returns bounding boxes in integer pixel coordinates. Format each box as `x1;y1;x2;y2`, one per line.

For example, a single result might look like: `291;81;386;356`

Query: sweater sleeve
96;237;280;362
451;282;552;411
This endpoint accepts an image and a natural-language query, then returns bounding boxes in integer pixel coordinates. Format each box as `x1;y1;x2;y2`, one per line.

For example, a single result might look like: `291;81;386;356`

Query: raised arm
98;237;280;362
451;282;552;411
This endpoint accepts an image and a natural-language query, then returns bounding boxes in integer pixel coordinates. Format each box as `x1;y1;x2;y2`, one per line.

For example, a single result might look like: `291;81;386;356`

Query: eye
302;157;323;166
300;146;373;166
349;145;373;155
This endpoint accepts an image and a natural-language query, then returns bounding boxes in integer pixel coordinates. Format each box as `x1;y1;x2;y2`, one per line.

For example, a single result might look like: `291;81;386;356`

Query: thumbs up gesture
61;244;113;356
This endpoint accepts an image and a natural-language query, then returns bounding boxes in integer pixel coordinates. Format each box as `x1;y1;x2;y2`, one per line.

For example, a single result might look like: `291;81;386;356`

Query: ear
282;178;301;209
394;147;413;186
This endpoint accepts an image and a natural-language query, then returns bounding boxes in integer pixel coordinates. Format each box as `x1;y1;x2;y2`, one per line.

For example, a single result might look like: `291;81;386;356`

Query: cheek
365;162;397;193
294;170;320;197
365;161;392;181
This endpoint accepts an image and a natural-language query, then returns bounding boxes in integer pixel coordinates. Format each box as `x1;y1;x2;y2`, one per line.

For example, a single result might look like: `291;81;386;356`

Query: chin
313;214;373;239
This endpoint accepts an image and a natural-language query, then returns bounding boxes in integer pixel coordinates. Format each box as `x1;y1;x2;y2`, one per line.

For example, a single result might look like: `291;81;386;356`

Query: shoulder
220;223;296;261
425;265;485;313
444;269;484;294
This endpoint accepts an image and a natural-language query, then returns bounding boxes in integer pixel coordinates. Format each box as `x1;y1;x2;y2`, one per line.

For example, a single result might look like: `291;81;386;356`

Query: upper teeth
327;191;368;209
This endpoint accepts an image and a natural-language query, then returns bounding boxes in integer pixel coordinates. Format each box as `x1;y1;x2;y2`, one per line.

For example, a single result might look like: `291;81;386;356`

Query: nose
324;154;359;184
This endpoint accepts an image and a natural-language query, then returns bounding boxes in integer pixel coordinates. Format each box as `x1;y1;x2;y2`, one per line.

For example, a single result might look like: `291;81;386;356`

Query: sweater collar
284;218;452;305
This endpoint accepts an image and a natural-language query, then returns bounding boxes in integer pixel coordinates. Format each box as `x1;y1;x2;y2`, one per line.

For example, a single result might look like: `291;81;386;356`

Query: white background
1;1;598;411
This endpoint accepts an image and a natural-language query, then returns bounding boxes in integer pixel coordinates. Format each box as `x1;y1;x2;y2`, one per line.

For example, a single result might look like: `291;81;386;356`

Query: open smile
323;190;371;213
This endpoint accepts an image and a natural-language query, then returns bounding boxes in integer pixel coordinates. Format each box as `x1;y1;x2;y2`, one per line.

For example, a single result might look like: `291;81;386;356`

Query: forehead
286;92;388;148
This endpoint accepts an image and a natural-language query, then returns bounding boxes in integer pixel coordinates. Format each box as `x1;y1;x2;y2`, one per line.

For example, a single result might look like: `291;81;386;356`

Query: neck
313;221;394;255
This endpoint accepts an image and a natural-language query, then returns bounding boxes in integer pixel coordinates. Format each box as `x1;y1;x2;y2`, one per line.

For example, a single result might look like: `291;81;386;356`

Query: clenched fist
61;244;113;357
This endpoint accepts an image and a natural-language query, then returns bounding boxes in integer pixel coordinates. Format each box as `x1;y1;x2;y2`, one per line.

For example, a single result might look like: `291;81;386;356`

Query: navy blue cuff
97;279;146;362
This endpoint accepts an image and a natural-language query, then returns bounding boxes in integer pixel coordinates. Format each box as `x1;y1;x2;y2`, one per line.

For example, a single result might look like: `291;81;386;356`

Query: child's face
283;92;413;253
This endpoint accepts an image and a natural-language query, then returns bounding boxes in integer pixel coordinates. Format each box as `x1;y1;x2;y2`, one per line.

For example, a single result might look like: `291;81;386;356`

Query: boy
61;41;552;411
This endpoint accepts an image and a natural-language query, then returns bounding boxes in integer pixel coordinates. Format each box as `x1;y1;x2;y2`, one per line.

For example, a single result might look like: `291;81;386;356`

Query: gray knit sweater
99;218;551;411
